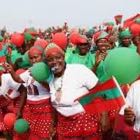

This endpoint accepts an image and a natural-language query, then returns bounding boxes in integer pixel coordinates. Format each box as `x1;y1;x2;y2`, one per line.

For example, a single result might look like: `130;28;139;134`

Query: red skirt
113;114;135;140
57;112;100;137
57;135;101;140
0;95;12;132
0;95;11;108
109;109;119;128
22;98;55;139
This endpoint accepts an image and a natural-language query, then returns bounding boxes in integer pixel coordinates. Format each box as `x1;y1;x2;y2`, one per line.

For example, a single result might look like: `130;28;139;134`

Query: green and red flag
75;77;126;114
114;15;123;25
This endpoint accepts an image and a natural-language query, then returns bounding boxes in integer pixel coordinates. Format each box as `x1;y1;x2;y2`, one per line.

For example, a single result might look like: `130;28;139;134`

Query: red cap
69;33;80;45
93;31;108;43
34;39;48;49
11;33;24;47
76;35;88;45
28;46;43;57
45;43;64;57
52;32;67;50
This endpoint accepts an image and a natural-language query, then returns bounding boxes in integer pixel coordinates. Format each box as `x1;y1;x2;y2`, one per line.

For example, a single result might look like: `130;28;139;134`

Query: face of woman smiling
46;52;65;77
29;53;42;64
96;38;109;53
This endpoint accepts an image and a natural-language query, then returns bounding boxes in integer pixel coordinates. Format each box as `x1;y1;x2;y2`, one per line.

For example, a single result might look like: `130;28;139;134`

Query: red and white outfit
120;80;140;140
18;70;54;139
49;64;100;139
0;74;21;132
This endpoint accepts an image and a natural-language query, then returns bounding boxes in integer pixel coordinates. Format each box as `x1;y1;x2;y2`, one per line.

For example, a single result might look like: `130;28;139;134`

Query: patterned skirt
22;98;55;139
0;95;11;132
57;112;100;137
0;95;11;108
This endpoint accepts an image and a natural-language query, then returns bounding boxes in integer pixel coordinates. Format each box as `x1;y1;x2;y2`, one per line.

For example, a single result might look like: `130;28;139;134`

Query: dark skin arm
16;84;27;119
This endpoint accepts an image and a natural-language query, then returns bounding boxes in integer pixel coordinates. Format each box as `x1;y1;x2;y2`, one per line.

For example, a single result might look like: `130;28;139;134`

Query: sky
0;0;140;32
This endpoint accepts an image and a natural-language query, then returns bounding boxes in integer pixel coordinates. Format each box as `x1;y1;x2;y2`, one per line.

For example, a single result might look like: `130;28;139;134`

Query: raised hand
124;106;135;126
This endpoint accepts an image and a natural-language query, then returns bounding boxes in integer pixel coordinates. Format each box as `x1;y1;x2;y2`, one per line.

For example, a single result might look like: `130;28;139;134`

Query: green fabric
66;51;94;69
118;43;137;50
0;65;4;71
129;44;137;50
0;44;9;56
11;50;22;64
0;36;3;42
92;54;109;82
65;46;76;61
24;33;32;41
17;54;31;68
80;88;121;105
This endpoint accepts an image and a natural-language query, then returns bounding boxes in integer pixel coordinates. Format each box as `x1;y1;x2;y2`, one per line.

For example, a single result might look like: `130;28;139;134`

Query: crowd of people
0;14;140;140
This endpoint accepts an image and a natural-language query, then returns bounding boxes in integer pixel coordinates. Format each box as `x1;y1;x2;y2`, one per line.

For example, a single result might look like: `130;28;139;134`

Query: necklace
53;75;64;103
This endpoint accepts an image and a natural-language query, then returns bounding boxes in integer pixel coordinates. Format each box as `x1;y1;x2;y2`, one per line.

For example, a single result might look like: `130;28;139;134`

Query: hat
24;33;32;41
44;43;64;58
77;35;88;45
93;31;109;43
11;33;24;47
69;33;80;45
119;29;131;39
34;39;48;49
52;32;67;50
28;46;44;56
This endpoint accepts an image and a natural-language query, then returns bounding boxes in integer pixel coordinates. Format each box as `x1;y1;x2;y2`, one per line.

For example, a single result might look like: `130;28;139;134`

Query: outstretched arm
16;84;27;118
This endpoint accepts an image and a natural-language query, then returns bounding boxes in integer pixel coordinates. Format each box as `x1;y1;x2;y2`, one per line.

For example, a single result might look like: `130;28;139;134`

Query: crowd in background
0;14;140;140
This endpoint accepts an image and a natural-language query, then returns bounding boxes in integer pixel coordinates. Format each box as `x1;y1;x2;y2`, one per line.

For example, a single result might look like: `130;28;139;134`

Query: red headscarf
11;33;24;47
34;39;48;49
52;32;67;50
28;46;44;57
69;33;80;45
44;43;64;57
93;31;109;43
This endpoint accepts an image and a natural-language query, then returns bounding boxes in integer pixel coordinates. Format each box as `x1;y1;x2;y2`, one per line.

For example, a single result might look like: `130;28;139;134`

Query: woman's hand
124;106;135;126
3;63;14;73
95;51;107;66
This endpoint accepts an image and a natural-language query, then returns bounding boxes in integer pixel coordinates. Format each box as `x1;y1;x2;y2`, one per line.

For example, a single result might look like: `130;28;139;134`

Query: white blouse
49;64;98;117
